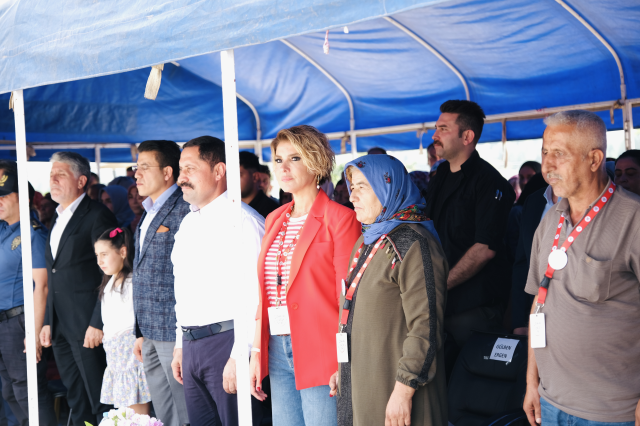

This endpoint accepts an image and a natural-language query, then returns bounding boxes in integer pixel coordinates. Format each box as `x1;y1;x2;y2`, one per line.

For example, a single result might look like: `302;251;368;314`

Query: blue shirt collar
142;184;178;214
543;185;561;206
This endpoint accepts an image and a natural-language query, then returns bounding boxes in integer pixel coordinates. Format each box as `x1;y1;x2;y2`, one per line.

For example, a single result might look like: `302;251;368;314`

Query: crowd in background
1;100;640;426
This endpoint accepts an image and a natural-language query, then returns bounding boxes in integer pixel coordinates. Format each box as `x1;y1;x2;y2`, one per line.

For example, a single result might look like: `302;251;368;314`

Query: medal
547;249;568;270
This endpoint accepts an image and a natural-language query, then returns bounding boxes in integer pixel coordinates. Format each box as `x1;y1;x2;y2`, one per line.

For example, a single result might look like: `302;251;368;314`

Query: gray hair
543;110;607;155
50;152;91;188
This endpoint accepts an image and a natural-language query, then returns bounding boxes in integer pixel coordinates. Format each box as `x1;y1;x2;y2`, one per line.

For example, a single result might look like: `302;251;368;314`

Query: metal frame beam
2;98;637;152
384;16;470;101
279;39;358;156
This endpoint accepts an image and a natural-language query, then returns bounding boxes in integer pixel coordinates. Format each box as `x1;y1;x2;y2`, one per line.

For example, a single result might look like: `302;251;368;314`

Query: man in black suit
510;173;559;335
39;152;117;425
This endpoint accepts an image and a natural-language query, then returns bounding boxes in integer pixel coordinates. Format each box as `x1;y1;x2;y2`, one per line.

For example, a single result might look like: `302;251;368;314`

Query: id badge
530;313;546;348
268;306;291;335
336;333;349;363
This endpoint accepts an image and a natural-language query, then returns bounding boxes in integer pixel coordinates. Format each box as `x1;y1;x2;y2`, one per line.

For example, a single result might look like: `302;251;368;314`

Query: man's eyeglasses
132;165;162;172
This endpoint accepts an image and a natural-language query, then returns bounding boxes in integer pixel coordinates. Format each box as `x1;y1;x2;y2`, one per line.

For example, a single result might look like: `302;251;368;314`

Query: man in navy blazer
131;141;191;426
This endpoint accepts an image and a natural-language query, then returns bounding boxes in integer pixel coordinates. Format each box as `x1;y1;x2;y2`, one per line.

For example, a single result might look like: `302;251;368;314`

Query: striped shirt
264;215;307;307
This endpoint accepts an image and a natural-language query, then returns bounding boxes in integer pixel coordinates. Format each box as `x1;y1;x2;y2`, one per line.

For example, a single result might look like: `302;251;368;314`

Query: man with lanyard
170;136;264;426
0;163;57;426
523;111;640;426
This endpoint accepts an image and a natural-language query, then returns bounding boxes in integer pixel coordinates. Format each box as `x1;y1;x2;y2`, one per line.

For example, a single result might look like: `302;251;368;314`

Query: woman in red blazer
249;125;360;425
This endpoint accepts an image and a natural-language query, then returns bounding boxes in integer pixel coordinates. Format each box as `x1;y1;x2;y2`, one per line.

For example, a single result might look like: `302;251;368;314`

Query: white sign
336;333;349;363
489;338;519;362
530;313;546;348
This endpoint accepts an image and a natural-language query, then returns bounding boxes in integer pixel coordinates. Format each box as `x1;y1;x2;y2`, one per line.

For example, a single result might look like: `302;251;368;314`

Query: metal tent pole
624;100;634;150
12;89;40;426
220;49;252;426
95;145;101;181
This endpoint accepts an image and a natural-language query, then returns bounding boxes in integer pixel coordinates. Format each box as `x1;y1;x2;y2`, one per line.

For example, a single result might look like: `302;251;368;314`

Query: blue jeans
541;398;634;425
268;336;337;426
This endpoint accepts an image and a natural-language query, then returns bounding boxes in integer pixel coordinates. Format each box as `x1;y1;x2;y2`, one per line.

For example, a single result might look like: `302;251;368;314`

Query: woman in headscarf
329;154;448;426
127;184;145;232
100;185;135;229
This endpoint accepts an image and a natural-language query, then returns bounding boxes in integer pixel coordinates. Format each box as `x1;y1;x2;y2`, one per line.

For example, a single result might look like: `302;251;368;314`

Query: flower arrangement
85;408;163;426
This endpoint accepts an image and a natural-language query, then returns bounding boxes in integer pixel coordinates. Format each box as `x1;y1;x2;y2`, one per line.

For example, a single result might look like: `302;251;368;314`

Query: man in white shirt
39;152;117;426
170;137;264;426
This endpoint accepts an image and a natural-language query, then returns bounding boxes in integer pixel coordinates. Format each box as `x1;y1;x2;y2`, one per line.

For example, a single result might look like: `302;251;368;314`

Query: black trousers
52;324;111;426
0;313;57;426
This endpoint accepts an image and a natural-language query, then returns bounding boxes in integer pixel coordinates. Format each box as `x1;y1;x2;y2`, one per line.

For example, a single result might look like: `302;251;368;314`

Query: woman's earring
316;176;320;189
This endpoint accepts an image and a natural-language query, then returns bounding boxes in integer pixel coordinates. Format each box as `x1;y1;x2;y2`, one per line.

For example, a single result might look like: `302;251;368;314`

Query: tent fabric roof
1;0;639;162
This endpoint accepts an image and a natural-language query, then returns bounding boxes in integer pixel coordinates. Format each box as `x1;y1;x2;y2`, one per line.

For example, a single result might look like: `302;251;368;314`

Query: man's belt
182;320;234;341
0;305;24;322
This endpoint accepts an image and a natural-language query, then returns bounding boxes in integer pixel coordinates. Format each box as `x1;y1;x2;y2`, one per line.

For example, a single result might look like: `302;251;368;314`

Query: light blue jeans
541;398;634;426
268;335;337;426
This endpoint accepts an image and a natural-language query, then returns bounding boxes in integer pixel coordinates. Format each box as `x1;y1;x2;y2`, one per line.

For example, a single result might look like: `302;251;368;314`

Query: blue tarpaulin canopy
1;0;639;161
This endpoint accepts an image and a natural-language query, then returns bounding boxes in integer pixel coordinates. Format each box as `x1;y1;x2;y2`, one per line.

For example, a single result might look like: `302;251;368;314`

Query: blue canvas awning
1;0;638;161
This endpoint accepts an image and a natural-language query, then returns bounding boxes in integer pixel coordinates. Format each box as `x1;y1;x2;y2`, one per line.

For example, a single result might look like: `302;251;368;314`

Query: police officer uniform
0;170;57;426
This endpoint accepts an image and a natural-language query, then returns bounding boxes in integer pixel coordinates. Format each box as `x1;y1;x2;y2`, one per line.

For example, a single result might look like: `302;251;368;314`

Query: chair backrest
447;331;528;426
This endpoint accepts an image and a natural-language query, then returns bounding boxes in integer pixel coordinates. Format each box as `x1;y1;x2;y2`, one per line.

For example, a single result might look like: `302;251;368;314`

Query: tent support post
12;89;40;426
235;93;263;162
624;100;634;150
350;119;357;158
220;49;252;426
502;119;508;168
95;145;101;181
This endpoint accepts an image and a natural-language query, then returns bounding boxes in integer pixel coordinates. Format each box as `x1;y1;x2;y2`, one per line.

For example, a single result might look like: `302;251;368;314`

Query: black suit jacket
44;194;117;339
511;187;548;330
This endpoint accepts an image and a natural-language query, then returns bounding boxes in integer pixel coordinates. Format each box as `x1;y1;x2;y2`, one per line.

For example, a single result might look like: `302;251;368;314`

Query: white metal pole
220;49;252;426
95;145;101;181
12;89;40;425
350;119;357;158
624;100;634;150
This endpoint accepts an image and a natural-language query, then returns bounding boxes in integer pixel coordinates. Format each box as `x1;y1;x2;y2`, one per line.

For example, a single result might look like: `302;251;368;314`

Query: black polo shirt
248;190;280;219
425;150;515;315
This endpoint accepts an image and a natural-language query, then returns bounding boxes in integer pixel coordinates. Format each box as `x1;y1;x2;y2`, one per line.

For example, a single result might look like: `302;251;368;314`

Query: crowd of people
0;100;640;426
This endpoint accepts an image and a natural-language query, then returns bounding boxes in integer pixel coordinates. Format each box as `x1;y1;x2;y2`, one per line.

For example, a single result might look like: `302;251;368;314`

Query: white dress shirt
139;184;178;254
49;193;86;260
172;191;265;360
101;274;135;340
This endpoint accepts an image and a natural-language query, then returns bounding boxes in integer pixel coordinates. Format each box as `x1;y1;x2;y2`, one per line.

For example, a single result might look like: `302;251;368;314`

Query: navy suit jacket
133;187;191;342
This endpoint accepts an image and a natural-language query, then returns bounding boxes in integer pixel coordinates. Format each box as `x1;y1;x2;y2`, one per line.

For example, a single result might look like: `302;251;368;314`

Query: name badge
489;338;519;362
336;333;349;363
530;313;546;348
268;306;291;335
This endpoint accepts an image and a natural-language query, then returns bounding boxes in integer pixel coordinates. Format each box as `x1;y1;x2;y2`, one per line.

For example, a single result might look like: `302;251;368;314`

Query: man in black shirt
425;100;515;349
239;151;279;218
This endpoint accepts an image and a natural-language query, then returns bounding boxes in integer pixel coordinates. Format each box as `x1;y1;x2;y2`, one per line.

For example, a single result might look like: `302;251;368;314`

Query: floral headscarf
344;154;439;244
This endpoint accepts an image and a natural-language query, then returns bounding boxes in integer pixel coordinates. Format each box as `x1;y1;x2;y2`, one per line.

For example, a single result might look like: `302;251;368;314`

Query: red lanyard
340;235;387;329
275;204;305;305
537;182;615;307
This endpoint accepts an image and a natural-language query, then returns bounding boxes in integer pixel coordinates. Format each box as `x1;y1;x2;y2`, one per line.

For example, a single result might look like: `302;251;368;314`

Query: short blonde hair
271;125;335;184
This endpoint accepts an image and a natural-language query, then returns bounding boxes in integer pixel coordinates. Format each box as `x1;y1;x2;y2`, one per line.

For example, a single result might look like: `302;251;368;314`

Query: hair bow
109;228;123;238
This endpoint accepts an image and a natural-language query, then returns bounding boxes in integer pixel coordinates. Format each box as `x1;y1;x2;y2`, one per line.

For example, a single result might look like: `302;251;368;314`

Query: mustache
178;182;194;189
546;173;563;180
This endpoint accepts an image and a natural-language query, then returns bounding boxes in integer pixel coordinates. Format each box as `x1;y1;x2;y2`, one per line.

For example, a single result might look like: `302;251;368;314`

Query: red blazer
256;190;361;390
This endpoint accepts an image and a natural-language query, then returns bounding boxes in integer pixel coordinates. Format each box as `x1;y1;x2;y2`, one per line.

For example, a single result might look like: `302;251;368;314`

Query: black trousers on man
52;323;111;426
0;313;57;426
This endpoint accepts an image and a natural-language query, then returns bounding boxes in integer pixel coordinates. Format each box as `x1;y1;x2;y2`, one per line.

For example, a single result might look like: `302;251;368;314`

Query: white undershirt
101;274;135;341
264;215;307;307
49;193;86;259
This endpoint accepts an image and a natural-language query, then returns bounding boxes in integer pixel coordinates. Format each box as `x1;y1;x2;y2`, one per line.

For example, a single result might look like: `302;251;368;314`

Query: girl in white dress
94;227;151;414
